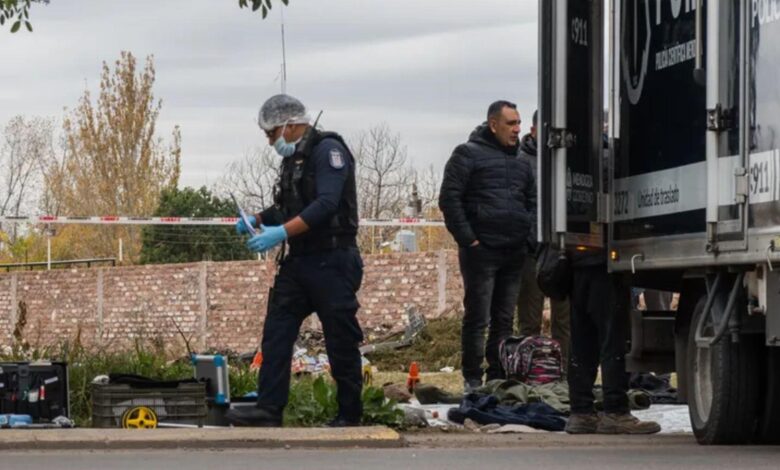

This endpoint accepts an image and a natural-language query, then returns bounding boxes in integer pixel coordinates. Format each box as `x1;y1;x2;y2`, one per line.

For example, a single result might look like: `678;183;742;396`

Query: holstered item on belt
288;235;357;257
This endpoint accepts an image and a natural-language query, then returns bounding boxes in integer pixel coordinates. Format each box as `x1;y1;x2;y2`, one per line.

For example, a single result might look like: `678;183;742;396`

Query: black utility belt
288;236;357;256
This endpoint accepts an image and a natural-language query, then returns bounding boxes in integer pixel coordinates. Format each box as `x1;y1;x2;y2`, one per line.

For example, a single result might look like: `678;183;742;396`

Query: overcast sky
0;0;538;189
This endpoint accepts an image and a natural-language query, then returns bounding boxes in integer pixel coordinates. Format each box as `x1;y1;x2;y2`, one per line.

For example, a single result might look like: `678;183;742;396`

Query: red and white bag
499;335;563;385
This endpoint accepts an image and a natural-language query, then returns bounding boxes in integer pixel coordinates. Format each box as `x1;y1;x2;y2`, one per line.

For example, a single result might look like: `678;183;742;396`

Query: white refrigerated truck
538;0;780;444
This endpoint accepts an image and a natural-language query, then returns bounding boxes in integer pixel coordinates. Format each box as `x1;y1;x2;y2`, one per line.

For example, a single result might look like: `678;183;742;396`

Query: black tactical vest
274;129;358;252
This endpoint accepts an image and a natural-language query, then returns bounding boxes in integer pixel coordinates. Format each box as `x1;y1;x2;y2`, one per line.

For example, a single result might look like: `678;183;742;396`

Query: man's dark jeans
568;265;630;414
459;244;525;383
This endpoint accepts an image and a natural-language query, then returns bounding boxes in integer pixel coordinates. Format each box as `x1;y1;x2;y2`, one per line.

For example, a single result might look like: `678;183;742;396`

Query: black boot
325;416;362;427
225;406;283;427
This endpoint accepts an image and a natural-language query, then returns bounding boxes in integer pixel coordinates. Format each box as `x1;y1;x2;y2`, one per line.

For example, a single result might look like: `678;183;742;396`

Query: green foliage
228;361;258;399
284;375;404;427
1;0;48;32
139;186;255;264
1;340;404;428
238;0;289;19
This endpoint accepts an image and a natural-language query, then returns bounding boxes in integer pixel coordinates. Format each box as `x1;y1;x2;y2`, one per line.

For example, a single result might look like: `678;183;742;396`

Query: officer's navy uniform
253;129;364;422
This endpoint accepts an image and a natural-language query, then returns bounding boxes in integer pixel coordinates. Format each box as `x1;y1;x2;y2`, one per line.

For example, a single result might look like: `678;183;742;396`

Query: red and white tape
0;215;445;227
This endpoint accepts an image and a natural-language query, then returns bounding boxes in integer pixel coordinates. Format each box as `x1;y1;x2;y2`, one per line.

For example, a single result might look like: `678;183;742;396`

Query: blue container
0;414;33;428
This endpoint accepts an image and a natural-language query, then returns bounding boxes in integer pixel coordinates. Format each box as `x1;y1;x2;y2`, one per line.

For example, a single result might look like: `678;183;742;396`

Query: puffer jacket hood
468;123;520;156
517;133;538;178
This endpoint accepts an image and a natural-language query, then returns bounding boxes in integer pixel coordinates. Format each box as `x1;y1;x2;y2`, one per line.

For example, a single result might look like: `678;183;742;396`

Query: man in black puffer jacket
439;100;536;391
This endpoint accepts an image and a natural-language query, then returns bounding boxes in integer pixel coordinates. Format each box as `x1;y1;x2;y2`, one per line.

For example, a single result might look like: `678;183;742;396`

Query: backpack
535;243;571;301
499;335;563;385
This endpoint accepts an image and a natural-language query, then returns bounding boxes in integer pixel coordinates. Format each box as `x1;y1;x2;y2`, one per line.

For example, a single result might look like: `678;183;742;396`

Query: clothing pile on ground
441;379;653;432
629;372;678;404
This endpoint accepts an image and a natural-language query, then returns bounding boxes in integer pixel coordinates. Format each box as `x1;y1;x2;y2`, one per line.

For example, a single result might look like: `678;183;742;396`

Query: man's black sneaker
326;416;362;427
225;406;283;427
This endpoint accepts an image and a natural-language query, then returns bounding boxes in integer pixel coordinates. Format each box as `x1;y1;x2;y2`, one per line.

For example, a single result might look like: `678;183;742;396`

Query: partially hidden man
227;94;364;427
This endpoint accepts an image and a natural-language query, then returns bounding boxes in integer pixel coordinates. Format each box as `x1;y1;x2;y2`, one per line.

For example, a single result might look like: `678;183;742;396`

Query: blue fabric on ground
447;393;566;432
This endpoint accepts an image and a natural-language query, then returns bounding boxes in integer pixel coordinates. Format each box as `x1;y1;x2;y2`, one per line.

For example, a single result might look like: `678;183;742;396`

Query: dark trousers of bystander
459;244;526;384
515;256;571;366
568;265;631;415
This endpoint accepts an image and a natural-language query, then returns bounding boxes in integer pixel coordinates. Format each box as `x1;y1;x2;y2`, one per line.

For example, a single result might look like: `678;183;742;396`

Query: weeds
1;341;403;428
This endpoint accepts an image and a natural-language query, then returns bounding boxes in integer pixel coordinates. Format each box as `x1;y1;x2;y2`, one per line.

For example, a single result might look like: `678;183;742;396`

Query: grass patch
365;316;462;373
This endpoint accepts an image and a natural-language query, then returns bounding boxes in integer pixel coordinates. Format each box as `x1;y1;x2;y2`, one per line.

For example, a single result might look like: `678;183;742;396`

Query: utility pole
281;8;288;94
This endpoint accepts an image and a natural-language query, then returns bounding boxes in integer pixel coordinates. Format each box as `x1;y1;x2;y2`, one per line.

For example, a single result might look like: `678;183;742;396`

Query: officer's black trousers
568;265;630;415
458;244;526;383
256;247;364;421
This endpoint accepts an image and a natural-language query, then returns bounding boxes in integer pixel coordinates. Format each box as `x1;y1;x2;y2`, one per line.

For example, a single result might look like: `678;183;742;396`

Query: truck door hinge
597;192;609;223
735;167;748;204
707;104;736;132
547;127;577;149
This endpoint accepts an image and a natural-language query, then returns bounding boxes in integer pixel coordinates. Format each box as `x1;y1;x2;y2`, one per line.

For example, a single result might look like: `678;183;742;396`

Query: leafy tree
44;51;181;262
140;186;254;264
2;0;286;34
0;0;49;32
238;0;290;19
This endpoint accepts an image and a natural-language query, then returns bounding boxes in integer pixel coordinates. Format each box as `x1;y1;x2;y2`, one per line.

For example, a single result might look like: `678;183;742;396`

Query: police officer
226;94;364;427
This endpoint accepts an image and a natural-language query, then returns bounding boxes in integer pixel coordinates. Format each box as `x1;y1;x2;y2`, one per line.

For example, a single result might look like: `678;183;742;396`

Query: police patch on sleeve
329;148;346;169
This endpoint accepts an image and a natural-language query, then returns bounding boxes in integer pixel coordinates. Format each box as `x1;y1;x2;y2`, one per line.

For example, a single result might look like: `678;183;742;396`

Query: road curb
0;426;405;451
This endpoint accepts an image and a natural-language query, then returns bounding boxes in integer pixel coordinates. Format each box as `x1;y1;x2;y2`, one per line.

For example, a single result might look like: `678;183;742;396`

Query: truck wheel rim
694;343;714;422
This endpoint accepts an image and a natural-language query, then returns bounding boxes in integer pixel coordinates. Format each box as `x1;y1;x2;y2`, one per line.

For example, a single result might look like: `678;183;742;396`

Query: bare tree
215;146;280;212
352;124;411;219
413;163;442;216
0;116;55;239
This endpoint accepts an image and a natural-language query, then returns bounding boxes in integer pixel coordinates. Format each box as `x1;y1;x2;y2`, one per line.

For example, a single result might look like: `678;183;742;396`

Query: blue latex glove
236;214;256;235
247;224;288;253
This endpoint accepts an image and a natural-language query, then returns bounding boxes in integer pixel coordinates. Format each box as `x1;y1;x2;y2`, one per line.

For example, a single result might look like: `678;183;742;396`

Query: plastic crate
91;382;207;428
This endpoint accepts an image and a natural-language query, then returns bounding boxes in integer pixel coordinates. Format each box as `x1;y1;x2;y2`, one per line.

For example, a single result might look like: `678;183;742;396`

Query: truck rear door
539;0;605;249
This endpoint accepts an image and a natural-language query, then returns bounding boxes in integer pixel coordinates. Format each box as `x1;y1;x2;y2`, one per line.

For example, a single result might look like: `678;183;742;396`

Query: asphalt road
3;444;779;470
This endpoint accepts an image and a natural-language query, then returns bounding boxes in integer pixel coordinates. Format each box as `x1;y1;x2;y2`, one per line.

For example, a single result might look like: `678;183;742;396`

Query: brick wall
0;251;464;355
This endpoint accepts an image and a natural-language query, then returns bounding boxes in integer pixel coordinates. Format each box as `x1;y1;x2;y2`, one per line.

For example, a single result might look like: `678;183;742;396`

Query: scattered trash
463;418;480;432
51;415;75;428
288;347;374;386
479;423;502;433
632;405;692;434
414;384;461;405
0;414;75;429
402;406;428;428
439;366;455;373
359;307;427;354
92;375;110;385
487;424;548;434
383;383;413;403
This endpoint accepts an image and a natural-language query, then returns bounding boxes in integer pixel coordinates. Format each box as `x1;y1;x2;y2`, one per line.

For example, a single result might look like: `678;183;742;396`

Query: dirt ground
373;371;463;393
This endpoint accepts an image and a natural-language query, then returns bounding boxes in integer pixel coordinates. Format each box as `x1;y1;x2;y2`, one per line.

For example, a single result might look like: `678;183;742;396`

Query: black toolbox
0;361;69;421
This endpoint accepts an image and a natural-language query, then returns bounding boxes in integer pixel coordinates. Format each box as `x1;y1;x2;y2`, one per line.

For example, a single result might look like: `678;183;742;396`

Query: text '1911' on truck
538;0;780;444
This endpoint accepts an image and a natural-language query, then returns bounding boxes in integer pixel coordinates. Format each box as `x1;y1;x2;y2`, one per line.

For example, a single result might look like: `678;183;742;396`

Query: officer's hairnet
257;94;311;131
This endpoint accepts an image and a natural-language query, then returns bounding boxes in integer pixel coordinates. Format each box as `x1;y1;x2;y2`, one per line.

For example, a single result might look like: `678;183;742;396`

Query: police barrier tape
0;215;445;227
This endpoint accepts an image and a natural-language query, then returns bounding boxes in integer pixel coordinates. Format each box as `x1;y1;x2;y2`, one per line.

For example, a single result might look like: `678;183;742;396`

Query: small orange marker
250;351;263;370
406;361;421;393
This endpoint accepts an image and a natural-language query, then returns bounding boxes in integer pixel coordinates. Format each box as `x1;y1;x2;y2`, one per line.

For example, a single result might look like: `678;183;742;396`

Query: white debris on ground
632;405;692;434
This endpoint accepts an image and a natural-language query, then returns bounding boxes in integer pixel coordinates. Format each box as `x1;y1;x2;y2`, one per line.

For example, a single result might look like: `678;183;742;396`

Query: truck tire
687;296;760;444
757;347;780;444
